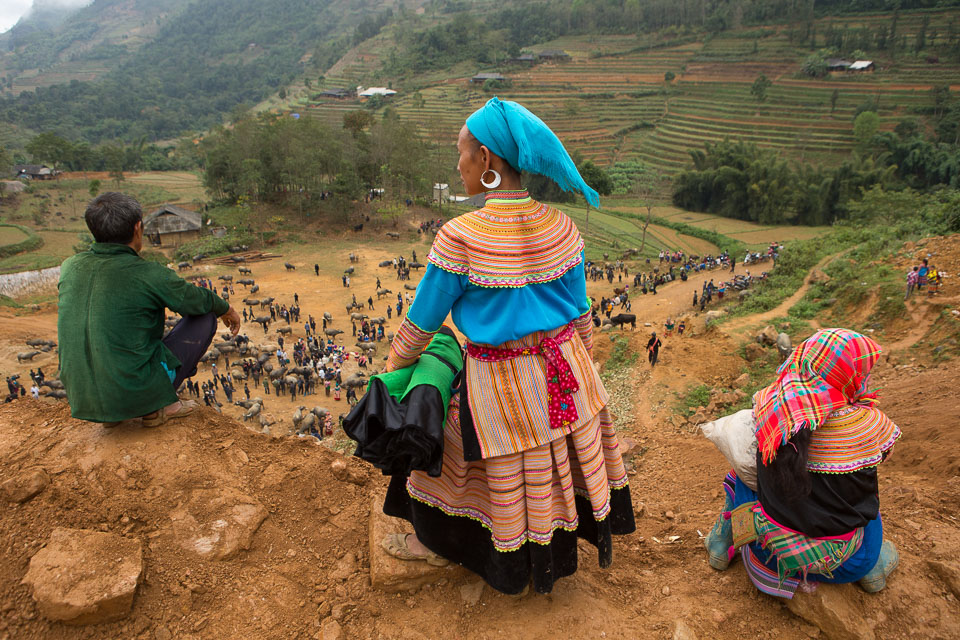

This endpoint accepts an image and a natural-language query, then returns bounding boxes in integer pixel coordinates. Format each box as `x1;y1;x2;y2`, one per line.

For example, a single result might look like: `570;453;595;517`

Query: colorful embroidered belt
466;323;580;430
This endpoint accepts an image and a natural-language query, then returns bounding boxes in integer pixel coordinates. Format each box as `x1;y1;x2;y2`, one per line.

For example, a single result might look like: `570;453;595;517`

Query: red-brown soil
1;231;959;639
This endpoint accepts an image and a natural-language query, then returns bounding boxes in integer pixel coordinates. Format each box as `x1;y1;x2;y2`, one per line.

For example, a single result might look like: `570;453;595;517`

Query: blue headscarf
466;97;600;208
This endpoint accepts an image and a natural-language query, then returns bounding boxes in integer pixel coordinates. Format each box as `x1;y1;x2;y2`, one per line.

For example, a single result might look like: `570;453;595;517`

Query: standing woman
380;98;635;595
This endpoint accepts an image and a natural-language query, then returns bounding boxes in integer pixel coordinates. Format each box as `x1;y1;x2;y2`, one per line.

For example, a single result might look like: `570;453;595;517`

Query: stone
744;343;765;362
459;579;484;606
927;560;960;600
169;488;267;560
661;585;671;595
673;619;698;640
21;528;143;625
757;326;778;346
705;310;724;321
331;458;366;486
809;269;831;284
2;467;50;503
330;552;357;582
320;618;343;640
368;493;466;592
619;437;639;458
786;584;875;640
734;373;751;388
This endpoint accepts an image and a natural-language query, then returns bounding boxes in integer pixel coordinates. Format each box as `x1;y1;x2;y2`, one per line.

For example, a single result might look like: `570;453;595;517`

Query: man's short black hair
84;192;143;244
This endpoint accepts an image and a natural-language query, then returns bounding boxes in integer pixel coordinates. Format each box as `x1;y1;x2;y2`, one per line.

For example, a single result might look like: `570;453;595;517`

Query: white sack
700;409;758;491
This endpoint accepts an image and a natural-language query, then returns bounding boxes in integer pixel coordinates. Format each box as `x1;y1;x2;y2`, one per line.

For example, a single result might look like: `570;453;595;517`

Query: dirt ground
0;226;958;639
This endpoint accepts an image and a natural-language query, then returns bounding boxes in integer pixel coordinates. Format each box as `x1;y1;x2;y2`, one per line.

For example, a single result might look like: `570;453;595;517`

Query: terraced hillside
302;9;960;177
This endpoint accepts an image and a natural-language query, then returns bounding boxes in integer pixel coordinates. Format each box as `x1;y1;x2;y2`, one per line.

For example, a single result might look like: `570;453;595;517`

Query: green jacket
58;243;229;422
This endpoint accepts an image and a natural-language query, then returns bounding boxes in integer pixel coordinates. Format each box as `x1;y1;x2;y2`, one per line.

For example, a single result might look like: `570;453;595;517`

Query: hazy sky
0;0;93;34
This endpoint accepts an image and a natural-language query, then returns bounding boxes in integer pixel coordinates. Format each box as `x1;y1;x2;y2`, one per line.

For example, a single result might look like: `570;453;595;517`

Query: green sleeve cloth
369;329;463;412
57;243;229;422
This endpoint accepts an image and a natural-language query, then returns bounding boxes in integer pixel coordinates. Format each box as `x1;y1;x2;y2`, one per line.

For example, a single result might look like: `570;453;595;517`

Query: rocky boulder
744;343;766;362
21;528;143;625
170;488;267;560
757;325;779;346
2;467;50;503
786;583;876;640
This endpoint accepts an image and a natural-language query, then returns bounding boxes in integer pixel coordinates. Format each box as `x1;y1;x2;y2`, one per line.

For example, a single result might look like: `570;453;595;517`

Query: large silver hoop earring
480;169;502;190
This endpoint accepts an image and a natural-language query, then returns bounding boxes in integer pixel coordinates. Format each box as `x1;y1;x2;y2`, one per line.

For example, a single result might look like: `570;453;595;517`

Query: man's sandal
381;533;449;567
142;400;197;428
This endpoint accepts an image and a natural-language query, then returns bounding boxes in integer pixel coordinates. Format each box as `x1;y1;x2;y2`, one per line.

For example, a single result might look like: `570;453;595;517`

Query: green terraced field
302;9;960;180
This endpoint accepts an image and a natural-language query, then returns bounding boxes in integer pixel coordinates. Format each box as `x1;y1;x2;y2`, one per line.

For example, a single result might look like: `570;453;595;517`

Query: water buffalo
410;262;424;270
284;262;296;271
353;224;364;232
26;338;55;348
350;312;368;322
40;379;64;390
200;349;221;363
378;260;392;267
349;252;359;263
777;333;793;360
345;302;363;313
276;326;292;335
385;231;400;239
369;317;385;325
231;256;246;263
324;329;344;338
243;298;259;307
311;406;328;420
193;253;208;262
178;262;192;271
17;351;40;362
404;284;417;291
254;315;271;324
323;312;332;321
260;297;275;308
297;412;316;435
45;389;67;400
610;313;637;330
242;403;261;421
238;278;255;286
292;406;306;428
238;267;252;275
344;266;355;275
250;284;260;294
343;375;368;390
218;275;233;282
376;288;392;299
217;344;237;354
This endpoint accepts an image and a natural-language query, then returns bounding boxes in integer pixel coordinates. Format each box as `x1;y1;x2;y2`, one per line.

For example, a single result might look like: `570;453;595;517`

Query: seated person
58;192;240;428
705;329;900;597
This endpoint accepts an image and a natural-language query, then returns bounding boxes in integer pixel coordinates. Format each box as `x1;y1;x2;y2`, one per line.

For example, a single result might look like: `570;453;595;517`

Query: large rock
734;373;751;388
786;584;876;640
170;488;267;560
744;343;766;362
673;619;698;640
757;325;779;346
928;559;960;600
2;467;50;503
809;269;831;284
21;528;143;625
368;493;465;592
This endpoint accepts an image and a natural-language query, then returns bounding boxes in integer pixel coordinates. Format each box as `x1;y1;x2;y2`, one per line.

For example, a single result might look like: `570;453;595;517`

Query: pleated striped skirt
383;393;636;594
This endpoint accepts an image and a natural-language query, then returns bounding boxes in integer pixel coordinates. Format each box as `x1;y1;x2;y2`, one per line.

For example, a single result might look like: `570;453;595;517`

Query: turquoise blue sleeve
568;251;590;315
406;264;466;332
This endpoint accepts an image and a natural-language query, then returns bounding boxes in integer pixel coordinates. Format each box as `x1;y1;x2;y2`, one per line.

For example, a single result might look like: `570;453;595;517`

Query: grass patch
0;294;22;308
605;337;638;371
675;383;711;417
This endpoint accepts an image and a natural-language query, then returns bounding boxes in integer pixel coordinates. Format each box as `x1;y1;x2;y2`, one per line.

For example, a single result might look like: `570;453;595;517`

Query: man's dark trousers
162;313;218;389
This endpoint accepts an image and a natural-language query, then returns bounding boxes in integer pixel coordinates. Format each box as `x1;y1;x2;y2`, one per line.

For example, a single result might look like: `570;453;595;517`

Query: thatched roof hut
143;204;203;248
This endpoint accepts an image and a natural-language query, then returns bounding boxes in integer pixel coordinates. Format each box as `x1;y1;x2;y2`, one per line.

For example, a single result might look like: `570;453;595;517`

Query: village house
826;58;853;72
537;50;571;62
357;87;397;99
318;88;351;99
850;60;875;72
471;72;506;83
143;204;203;248
508;53;537;65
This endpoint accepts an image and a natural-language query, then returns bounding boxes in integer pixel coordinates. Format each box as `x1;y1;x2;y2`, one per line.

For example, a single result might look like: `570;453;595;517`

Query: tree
633;169;661;254
664;70;676;83
278;88;287;100
751;74;771;103
853;111;880;151
830;89;840;113
88;179;101;199
343;110;373;136
25;132;73;172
